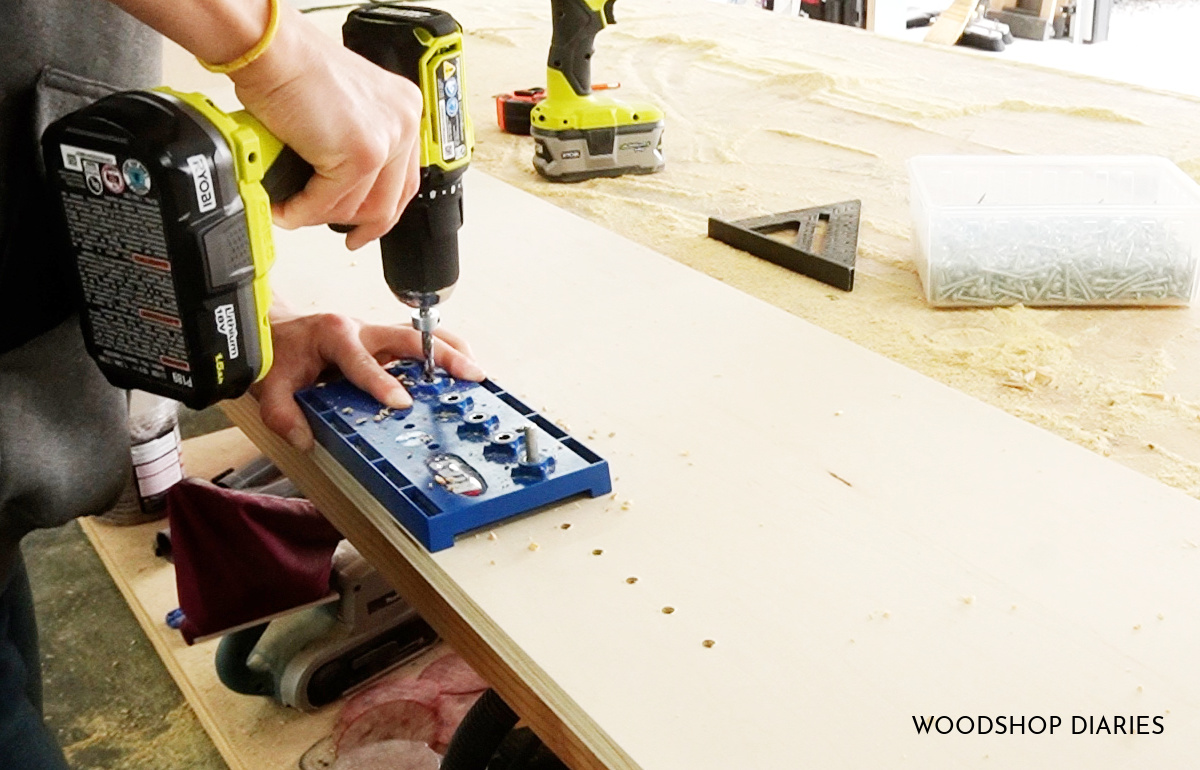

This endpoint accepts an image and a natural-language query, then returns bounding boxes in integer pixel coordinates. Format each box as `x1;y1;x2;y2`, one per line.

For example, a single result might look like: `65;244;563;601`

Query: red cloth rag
166;478;343;644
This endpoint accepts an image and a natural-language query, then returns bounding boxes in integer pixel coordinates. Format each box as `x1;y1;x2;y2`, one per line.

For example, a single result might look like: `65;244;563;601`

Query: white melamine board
263;171;1200;768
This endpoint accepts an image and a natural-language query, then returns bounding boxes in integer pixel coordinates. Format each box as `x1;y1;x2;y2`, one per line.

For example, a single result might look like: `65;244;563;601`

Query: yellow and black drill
530;0;664;182
41;5;472;409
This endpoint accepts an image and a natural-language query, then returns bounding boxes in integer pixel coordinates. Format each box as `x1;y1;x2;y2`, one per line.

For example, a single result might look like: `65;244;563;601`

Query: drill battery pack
41;89;282;409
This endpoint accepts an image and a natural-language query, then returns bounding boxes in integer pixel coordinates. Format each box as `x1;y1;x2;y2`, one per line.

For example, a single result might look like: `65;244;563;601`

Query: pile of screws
924;216;1198;306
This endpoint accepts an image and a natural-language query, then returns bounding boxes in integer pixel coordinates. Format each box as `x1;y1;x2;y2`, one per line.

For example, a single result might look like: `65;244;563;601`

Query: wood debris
1001;369;1053;391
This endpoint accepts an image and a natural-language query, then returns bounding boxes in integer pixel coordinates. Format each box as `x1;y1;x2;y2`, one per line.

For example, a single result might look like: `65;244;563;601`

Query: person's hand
255;313;485;451
230;5;423;250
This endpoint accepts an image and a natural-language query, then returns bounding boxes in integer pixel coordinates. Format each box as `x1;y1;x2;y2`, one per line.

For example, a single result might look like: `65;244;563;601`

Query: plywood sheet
220;171;1200;769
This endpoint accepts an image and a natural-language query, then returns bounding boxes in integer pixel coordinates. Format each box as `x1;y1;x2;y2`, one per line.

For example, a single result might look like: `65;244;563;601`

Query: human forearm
105;0;274;69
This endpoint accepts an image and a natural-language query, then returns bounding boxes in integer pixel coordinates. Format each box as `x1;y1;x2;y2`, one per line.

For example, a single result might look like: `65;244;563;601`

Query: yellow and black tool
41;5;471;410
530;0;664;182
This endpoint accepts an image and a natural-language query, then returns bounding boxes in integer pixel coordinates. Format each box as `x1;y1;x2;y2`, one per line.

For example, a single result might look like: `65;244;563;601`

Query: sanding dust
63;703;216;769
457;0;1200;498
763;127;879;158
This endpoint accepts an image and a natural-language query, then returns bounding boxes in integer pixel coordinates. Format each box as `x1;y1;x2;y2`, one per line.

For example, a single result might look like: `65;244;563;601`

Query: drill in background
344;6;473;384
530;0;665;182
40;5;470;409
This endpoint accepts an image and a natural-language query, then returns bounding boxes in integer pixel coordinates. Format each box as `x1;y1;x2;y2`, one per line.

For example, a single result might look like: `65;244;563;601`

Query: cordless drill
344;6;472;383
40;6;471;409
530;0;664;182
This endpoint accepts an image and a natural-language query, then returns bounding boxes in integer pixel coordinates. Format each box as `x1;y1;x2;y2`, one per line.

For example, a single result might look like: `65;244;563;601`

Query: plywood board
219;171;1200;769
80;429;339;770
924;0;977;43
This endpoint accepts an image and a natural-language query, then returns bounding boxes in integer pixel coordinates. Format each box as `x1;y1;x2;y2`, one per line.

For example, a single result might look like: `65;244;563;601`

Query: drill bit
411;305;439;382
421;322;434;381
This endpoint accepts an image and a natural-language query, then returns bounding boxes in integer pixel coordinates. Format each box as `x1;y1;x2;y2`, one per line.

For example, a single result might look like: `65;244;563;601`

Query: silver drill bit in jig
411;306;439;382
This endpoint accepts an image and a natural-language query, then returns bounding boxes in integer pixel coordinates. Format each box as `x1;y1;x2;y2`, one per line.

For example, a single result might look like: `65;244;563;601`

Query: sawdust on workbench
64;703;218;769
454;0;1200;497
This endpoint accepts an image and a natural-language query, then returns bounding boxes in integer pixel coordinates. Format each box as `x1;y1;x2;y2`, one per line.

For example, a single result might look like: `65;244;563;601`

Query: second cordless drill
530;0;663;182
344;6;473;382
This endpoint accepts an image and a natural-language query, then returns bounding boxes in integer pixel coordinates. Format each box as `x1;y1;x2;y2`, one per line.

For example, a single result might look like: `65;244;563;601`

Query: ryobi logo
214;304;240;359
187;154;217;213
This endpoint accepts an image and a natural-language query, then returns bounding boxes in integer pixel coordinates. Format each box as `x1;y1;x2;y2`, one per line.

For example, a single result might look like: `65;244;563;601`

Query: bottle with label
97;391;184;525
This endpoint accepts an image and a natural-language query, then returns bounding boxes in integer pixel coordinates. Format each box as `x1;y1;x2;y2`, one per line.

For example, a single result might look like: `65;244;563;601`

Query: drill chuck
378;166;465;309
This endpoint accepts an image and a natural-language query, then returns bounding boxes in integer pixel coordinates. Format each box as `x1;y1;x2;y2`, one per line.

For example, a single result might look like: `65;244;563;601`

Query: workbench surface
150;3;1200;768
446;0;1200;497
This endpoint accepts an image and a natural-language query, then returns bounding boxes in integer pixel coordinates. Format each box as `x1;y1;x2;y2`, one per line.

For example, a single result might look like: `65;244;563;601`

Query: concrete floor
23;2;1198;768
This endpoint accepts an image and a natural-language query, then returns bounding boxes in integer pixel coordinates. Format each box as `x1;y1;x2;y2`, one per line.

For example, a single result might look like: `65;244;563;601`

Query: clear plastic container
907;155;1200;307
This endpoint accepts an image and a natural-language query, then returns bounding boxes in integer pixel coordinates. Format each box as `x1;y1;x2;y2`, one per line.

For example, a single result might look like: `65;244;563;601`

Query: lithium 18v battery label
57;156;192;388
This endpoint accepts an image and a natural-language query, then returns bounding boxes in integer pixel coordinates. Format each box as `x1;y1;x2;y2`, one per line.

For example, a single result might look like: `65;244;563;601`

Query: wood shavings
527;542;540;552
1158;612;1165;620
702;639;716;648
487;531;498;541
1001;369;1054;391
620;500;633;510
342;407;354;414
355;417;368;425
608;432;616;438
592;549;603;556
829;471;852;487
560;523;572;530
1133;624;1142;631
961;595;976;605
661;607;675;615
625;577;638;584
